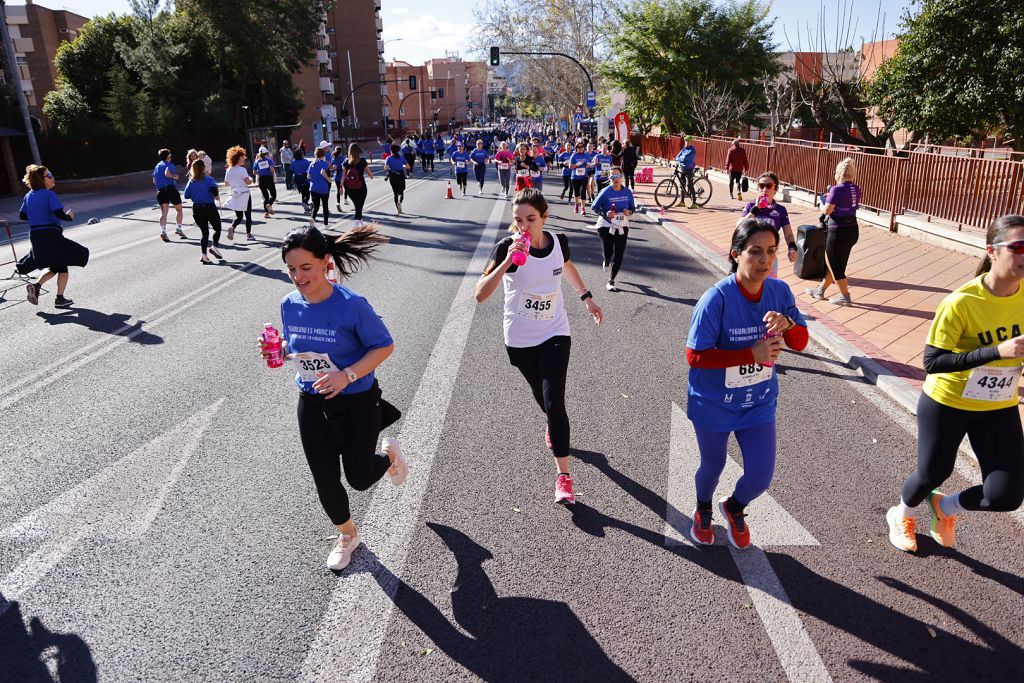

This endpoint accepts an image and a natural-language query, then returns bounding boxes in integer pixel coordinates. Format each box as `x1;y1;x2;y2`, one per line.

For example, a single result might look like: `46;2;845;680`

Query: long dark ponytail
281;224;388;279
976;214;1024;276
728;218;779;272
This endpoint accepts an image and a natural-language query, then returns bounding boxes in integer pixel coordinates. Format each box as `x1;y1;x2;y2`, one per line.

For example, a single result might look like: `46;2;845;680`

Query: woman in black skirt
20;165;89;308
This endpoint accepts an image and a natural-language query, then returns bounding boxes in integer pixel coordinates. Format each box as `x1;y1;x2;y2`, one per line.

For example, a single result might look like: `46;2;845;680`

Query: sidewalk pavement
0;188;157;228
631;164;1023;421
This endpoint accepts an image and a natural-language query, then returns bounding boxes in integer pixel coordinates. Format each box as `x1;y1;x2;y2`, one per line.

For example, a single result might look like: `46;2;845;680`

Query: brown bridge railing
634;134;1024;233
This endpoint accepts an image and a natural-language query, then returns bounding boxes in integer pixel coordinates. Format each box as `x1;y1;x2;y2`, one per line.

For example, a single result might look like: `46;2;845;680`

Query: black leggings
232;195;252;234
901;392;1024;511
825;221;859;280
729;171;743;195
311;191;330;226
456;173;468;192
571;178;587;202
474;164;486;188
598;226;629;281
348;185;368;220
561;175;572;198
297;382;402;525
258;175;276;210
296;180;310;205
389;173;406;203
192;203;222;253
506;335;572;456
623;165;636;190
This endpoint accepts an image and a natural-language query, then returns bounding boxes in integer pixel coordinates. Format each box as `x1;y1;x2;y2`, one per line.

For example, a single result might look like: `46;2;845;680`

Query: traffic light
490;47;500;67
409;75;417;90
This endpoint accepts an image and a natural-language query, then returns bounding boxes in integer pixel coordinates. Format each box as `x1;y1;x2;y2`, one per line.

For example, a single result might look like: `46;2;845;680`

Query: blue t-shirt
470;149;489;165
584;151;598;174
20;189;65;228
675;146;696;169
591;185;635;216
309;159;331;194
254;158;275;176
569;152;589;178
153;161;176;189
534;153;547;171
558;151;573;177
184;175;218;205
594;154;614;177
451;151;470;173
825;182;861;219
741;201;790;230
685;275;806;431
423;139;435;153
291;157;311;178
385;155;408;174
281;284;394;396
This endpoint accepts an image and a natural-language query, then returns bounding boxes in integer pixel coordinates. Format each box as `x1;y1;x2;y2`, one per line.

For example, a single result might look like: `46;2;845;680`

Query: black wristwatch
580;291;593;302
788;241;797;252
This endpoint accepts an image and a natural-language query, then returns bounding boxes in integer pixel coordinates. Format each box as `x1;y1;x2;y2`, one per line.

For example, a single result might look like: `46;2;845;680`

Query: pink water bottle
609;202;617;219
262;323;284;369
762;331;778;368
757;193;771;210
511;231;531;266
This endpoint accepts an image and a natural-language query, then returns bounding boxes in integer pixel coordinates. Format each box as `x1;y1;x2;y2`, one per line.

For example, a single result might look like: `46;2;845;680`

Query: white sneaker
606;281;618;292
383;437;408;486
326;532;361;571
175;227;187;238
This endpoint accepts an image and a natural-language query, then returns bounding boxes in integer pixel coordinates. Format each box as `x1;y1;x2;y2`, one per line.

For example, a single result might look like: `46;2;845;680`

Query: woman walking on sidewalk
621;139;639;190
259;224;409;571
886;215;1024;553
591;168;635;292
475;189;604;505
341;143;373;228
806;158;862;306
184;159;225;264
685;218;808;548
224;145;255;241
21;164;88;308
737;172;797;277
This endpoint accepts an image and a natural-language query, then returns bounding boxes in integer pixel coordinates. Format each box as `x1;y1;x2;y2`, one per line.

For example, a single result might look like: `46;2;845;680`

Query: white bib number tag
517;292;557;321
601;163;611;172
292;352;340;384
530;170;541;177
961;365;1021;402
498;162;510;170
725;363;773;388
456;161;466;169
574;167;586;177
517;169;530;177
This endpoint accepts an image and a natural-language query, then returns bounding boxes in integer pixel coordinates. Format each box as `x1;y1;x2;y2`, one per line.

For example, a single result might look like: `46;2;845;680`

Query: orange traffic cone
446;180;454;199
326;259;338;284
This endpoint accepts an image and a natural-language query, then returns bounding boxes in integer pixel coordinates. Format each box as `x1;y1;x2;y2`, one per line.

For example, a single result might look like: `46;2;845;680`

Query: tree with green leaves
868;0;1024;150
602;0;779;135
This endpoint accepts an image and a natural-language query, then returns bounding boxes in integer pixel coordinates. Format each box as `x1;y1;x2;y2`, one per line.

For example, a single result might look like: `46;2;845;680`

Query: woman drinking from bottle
685;218;808;549
258;224;408;572
737;172;796;278
886;214;1024;554
475;189;604;505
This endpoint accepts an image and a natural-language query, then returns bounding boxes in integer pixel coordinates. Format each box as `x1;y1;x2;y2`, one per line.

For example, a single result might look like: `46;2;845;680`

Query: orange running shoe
718;497;750;549
886;506;918;552
927;490;957;548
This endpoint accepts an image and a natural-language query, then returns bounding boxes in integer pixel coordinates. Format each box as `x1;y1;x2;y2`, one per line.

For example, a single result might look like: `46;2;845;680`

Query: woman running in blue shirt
384;144;411;214
309;147;332;228
183;159;224;264
591;168;635;292
685;218;809;549
20;164;87;308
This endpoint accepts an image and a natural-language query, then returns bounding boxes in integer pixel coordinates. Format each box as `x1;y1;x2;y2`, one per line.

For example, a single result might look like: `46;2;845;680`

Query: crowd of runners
14;119;1023;573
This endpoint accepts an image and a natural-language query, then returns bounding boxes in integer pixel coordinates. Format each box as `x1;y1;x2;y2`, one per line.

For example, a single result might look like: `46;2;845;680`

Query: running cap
259;146;269;153
319;141;331;149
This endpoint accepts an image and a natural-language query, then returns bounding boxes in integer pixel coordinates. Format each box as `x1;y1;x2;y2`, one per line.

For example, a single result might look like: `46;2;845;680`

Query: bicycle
655;162;713;209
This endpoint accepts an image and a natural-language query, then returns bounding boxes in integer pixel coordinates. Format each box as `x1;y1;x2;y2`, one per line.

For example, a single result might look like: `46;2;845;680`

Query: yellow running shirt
923;275;1024;411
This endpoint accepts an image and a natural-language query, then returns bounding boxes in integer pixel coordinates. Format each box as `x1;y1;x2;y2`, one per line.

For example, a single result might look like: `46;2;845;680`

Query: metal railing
636;134;1024;233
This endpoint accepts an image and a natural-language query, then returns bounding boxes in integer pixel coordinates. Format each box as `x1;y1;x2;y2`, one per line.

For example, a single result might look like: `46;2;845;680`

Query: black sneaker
26;282;39;305
54;295;74;309
208;247;224;260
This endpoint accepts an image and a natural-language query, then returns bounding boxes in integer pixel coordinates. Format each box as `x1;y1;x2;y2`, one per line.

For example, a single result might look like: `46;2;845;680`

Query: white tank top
502;232;571;348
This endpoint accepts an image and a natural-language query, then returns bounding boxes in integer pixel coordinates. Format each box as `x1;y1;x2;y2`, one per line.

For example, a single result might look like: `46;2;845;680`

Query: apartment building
384;57;488;134
295;0;386;146
3;0;88;130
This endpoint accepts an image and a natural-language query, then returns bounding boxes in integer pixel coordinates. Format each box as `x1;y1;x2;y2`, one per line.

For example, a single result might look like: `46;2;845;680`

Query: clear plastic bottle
262;323;284;369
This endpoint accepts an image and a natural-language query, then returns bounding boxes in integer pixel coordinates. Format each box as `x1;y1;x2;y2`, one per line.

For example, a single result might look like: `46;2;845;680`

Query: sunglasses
758;182;775;189
44;172;54;179
992;240;1024;254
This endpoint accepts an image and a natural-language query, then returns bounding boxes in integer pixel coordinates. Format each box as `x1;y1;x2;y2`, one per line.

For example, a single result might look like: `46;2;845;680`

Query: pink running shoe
545;425;552;449
554;474;575;505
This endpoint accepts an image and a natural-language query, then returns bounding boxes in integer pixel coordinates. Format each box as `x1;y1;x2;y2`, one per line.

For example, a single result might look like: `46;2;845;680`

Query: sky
21;0;917;65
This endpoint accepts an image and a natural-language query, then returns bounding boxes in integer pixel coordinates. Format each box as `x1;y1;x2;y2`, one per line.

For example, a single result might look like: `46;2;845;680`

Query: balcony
377;39;384;54
319;77;334;94
317;49;329;65
376;15;383;32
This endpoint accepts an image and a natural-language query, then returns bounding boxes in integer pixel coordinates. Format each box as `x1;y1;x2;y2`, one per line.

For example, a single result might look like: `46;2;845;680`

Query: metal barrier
638;133;1024;232
1;219;30;283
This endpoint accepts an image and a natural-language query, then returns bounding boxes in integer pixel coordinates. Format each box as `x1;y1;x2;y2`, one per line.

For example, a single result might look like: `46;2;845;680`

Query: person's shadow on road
0;596;97;682
36;309;163;345
376;522;635;682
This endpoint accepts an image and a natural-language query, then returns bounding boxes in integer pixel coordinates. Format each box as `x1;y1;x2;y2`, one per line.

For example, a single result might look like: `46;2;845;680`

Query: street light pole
0;0;40;164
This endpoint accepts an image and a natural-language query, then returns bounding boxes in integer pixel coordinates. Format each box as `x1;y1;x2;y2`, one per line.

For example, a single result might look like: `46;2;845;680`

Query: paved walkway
632;164;1023;418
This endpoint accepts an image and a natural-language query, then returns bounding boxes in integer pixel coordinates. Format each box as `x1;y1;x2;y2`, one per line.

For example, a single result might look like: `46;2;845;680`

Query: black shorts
156;186;182;206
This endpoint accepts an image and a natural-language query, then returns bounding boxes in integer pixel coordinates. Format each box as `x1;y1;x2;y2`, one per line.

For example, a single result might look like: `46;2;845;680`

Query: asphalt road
1;167;1021;682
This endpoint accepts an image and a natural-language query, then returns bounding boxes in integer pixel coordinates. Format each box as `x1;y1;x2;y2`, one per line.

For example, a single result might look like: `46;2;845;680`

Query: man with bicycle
673;135;698;207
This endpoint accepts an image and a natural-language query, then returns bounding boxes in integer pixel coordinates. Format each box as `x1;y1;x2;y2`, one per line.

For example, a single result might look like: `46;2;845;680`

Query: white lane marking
0;172;446;411
0;399;224;613
665;402;831;682
299;198;505;682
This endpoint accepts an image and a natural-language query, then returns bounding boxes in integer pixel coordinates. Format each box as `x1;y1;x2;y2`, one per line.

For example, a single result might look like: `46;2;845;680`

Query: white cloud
382;14;477;64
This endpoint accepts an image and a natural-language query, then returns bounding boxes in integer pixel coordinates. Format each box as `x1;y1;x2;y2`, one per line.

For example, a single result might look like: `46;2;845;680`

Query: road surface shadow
376;522;636;681
0;597;97;682
765;554;1024;680
225;262;291;284
615;281;698;306
35;309;163;344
